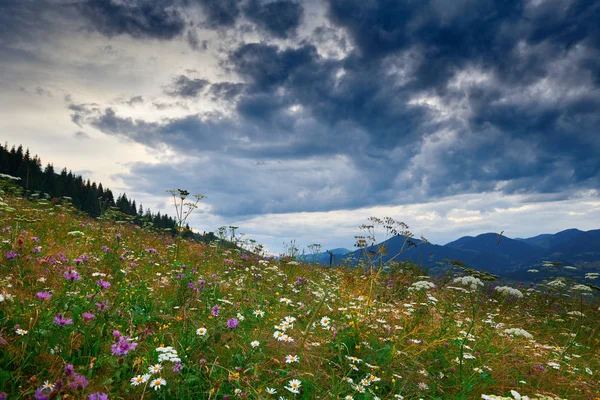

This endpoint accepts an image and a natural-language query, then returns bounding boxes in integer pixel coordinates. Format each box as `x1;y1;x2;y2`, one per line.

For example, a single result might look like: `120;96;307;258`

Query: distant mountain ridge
314;229;600;277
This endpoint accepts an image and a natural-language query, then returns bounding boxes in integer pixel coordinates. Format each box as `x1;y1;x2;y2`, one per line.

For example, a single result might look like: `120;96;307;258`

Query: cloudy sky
1;0;599;253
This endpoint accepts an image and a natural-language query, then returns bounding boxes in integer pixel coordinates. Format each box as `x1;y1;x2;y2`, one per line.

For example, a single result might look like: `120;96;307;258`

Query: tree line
0;143;178;232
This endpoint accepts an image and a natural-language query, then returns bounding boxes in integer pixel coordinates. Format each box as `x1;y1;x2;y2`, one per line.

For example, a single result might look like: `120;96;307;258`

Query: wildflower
173;362;183;372
88;393;109;400
320;316;331;327
547;361;560;370
34;388;49;400
279;297;293;305
0;294;4;302
504;328;533;339
150;377;166;390
571;284;592;292
452;276;484;291
148;364;162;374
236;313;245;321
226;318;239;329
70;374;89;390
130;374;150;386
409;281;436;291
494;286;523;298
418;382;429;390
285;355;299;363
111;336;138;356
97;279;111;289
547;279;566;288
196;327;208;336
95;300;109;312
82;312;95;321
54;313;73;327
285;379;301;394
64;270;81;281
251;340;260;348
16;328;28;335
41;381;54;391
253;309;265;317
36;291;52;300
211;305;220;316
5;250;18;260
64;364;75;376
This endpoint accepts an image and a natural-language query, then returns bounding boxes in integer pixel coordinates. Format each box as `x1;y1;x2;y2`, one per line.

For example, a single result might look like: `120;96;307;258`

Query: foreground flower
130;374;151;386
148;364;162;374
226;318;239;329
15;328;28;335
63;270;81;281
88;393;108;400
285;355;299;363
36;291;52;300
250;340;260;348
97;279;111;290
285;379;302;394
54;313;73;327
150;378;166;390
265;387;277;394
111;335;138;356
196;327;207;336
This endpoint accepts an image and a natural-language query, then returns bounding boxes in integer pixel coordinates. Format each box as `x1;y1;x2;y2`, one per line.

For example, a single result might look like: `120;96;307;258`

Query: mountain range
306;229;600;279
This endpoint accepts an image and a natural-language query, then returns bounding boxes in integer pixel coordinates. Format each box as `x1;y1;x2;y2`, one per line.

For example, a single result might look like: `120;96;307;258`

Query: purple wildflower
69;374;89;390
36;291;52;300
0;393;7;400
226;318;239;329
95;300;109;312
101;245;110;252
64;364;75;376
34;388;49;400
111;335;138;356
63;270;81;281
54;313;73;327
33;246;41;253
5;250;18;260
173;362;183;373
115;233;121;239
32;236;39;242
88;393;109;400
211;305;220;316
97;279;111;289
82;312;95;321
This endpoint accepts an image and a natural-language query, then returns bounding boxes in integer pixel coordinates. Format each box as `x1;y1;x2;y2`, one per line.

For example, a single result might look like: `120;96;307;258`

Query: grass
0;191;599;399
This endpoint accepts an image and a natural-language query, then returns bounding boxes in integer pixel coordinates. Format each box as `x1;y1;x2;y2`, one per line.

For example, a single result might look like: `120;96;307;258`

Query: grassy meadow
0;189;599;399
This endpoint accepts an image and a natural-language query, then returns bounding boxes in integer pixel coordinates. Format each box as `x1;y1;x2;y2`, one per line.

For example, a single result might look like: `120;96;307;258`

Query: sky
1;0;599;254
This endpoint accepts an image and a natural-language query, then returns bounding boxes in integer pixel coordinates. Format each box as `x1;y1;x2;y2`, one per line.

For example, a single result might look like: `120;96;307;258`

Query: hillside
0;191;599;399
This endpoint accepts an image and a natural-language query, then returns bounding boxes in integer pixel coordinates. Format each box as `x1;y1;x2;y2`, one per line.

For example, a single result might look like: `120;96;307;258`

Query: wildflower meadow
0;188;599;399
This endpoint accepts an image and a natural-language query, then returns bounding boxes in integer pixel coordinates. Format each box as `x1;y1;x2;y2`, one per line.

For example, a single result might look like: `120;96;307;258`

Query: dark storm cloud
242;0;304;39
195;0;242;28
67;0;600;217
208;82;245;101
165;75;211;98
79;0;187;39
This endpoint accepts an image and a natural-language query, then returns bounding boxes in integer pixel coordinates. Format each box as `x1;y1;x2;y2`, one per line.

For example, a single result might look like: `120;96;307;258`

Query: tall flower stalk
166;189;206;262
